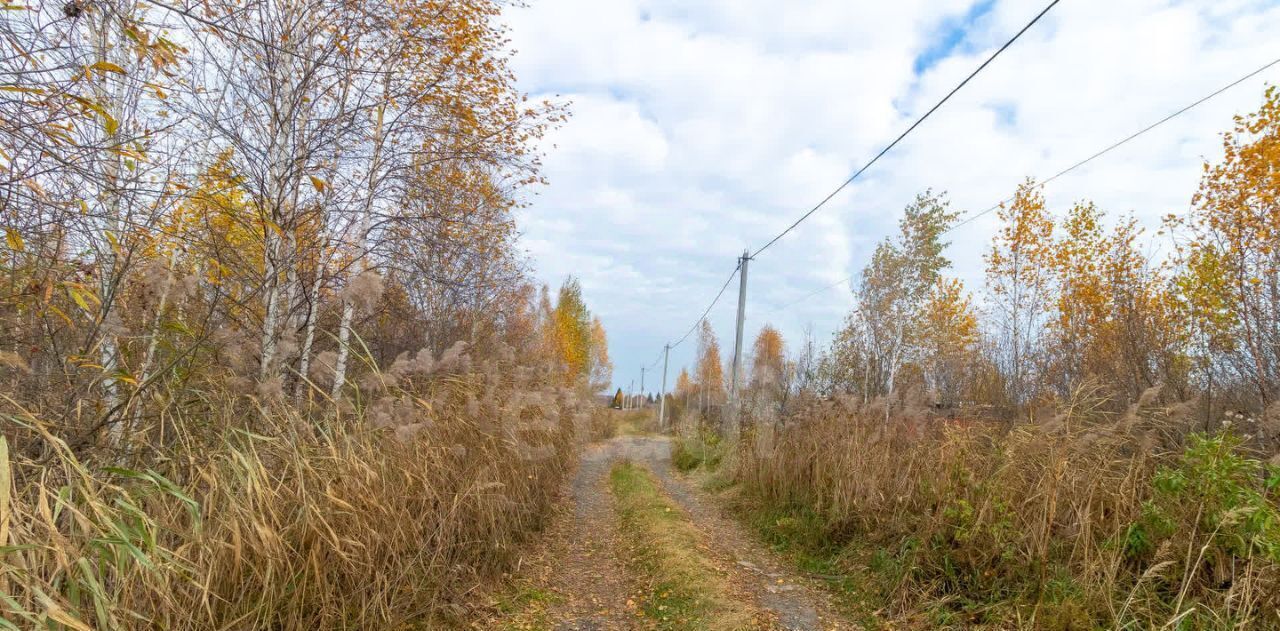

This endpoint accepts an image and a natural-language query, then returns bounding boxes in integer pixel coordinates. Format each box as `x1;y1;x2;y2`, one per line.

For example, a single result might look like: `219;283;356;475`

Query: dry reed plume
725;386;1280;628
1;346;605;630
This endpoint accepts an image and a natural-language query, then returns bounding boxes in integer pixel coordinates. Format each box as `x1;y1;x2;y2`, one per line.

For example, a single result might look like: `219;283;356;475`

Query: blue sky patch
990;101;1017;128
912;0;996;75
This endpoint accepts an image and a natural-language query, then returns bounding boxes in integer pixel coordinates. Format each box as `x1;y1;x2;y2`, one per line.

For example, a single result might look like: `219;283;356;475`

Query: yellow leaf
45;305;73;326
44;602;93;631
64;283;99;313
68;287;91;312
0;435;10;547
90;60;127;75
4;227;23;252
264;219;284;237
308;175;326;193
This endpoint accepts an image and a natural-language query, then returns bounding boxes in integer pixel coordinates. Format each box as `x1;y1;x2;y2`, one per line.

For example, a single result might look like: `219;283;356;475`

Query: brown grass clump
732;387;1280;628
1;349;604;629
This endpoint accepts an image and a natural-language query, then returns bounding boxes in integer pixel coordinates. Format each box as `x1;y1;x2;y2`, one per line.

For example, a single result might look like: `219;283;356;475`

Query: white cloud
546;94;670;175
506;0;1280;390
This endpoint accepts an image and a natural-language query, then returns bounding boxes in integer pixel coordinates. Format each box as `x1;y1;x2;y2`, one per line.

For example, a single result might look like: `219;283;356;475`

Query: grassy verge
673;432;893;627
608;461;755;630
737;501;895;628
687;435;1053;628
671;429;726;472
615;409;659;436
685;407;1280;629
488;582;562;631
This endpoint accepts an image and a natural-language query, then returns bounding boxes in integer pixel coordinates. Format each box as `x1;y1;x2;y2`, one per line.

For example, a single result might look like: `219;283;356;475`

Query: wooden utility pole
729;250;750;434
659;344;669;430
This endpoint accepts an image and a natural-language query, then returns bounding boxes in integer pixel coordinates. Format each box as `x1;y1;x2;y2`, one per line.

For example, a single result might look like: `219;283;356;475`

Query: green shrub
671;431;724;472
1129;432;1280;562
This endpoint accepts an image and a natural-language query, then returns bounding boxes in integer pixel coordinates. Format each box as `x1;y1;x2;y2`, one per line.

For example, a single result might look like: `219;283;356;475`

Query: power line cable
750;0;1061;259
769;52;1280;313
647;347;665;371
948;52;1280;232
659;0;1060;372
643;263;738;388
770;275;856;314
668;261;741;351
640;0;1059;384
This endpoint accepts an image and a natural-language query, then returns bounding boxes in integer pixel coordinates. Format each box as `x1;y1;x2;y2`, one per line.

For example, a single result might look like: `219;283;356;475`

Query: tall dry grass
1;348;602;629
732;386;1280;628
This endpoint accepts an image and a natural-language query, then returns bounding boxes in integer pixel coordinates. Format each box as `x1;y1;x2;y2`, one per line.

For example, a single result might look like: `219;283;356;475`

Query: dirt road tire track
486;434;854;630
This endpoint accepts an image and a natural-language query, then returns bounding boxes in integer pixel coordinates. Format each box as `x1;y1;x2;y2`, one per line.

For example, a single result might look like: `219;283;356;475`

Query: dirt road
486;435;853;630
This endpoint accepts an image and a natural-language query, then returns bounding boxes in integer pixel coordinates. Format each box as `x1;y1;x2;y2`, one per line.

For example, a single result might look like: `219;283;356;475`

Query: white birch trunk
131;250;178;429
257;28;300;382
259;230;284;381
89;2;133;436
330;300;356;397
331;99;386;398
295;255;328;400
884;330;904;424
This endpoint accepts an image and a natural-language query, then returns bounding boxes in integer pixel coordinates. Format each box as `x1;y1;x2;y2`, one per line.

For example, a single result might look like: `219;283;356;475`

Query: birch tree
1174;86;1280;410
985;181;1054;408
854;191;957;414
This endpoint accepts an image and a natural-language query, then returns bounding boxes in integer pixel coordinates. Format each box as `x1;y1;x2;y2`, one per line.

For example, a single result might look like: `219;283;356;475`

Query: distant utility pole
640;366;646;408
729;250;750;413
659;344;669;431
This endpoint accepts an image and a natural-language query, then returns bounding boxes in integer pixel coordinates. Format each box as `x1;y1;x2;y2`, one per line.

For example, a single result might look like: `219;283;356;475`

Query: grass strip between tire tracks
609;460;757;630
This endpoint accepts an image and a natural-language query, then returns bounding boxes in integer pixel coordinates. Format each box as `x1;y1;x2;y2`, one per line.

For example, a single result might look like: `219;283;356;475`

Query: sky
503;0;1280;394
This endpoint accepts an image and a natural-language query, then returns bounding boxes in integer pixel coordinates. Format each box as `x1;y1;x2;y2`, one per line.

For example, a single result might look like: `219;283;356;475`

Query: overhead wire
660;0;1063;364
767;52;1280;314
649;7;1280;390
646;0;1061;378
643;263;741;374
947;53;1280;232
750;0;1062;259
647;347;665;371
770;275;856;315
668;261;741;351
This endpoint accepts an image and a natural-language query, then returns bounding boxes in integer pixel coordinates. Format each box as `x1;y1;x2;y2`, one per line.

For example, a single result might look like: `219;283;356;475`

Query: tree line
677;86;1280;435
2;2;627;626
1;0;615;451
